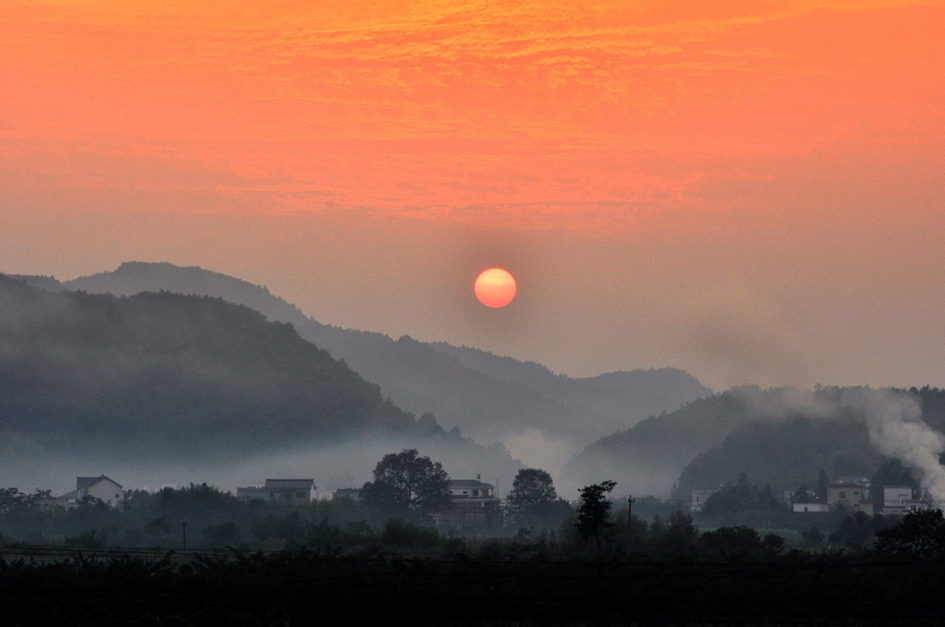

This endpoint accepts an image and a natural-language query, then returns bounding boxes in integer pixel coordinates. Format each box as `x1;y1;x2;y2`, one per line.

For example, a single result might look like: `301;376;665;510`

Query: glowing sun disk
475;268;517;308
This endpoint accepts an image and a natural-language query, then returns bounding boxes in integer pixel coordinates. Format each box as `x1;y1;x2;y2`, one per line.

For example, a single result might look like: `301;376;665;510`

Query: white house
443;476;501;522
793;502;830;513
883;486;913;513
57;475;124;507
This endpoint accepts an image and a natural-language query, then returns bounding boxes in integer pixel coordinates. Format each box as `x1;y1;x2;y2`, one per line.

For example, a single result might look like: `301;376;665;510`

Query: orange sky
1;0;943;389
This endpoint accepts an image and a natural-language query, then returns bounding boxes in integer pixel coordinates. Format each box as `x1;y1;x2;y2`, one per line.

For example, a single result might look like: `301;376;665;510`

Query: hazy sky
1;1;943;390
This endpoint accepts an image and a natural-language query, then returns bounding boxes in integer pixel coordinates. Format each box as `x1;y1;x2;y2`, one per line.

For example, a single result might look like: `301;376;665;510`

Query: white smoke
725;385;945;503
841;388;945;502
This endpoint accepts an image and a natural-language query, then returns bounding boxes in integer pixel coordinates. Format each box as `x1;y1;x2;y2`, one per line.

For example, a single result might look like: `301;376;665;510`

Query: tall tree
505;468;562;527
360;449;451;519
576;480;617;551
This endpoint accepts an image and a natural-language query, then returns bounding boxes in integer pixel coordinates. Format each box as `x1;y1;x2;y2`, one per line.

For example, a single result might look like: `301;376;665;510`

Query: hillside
564;389;760;495
566;385;945;497
0;274;525;492
430;341;707;437
0;274;415;458
24;262;711;446
674;416;884;495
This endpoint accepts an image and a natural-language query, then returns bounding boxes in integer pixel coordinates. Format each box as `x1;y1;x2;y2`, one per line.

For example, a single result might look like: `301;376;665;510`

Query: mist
0;430;523;502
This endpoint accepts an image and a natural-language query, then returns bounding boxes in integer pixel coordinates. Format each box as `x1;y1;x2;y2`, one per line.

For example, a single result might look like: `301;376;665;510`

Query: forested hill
0;274;415;459
428;341;708;437
566;385;945;497
18;262;711;444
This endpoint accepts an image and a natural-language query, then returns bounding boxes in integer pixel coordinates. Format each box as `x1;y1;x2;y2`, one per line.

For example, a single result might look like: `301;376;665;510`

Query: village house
792;501;830;513
442;476;501;523
236;479;316;504
789;487;829;513
881;485;932;515
56;475;124;507
690;490;716;513
332;488;361;501
827;478;873;515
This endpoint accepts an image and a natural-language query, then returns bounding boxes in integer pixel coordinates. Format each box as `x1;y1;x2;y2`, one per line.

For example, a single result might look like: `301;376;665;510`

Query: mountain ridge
15;262;712;449
0;273;524;493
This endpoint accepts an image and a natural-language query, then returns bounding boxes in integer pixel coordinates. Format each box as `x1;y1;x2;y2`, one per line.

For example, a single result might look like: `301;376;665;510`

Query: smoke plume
842;388;945;502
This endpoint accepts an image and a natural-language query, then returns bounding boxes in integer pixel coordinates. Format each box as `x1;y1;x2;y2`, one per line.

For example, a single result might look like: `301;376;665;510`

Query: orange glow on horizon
0;0;942;232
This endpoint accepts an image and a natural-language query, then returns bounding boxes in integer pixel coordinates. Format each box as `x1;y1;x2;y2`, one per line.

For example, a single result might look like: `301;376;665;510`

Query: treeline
0;482;915;558
4;512;945;626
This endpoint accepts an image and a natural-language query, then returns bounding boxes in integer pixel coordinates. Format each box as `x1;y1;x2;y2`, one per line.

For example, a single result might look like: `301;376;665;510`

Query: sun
474;268;517;308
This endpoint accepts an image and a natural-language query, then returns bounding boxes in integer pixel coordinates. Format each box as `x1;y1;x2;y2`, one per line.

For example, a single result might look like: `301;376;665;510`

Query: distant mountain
63;262;309;325
674;416;884;495
8;274;64;292
565;390;759;496
0;275;520;472
0;274;414;458
566;385;945;497
430;341;708;438
34;262;711;446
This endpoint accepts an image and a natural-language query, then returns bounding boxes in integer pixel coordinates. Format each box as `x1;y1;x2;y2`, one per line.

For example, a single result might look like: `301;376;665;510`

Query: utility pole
628;495;635;537
182;522;187;550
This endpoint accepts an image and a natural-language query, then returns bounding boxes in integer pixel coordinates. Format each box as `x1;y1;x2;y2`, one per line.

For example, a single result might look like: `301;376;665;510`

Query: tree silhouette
505;468;566;529
361;449;451;519
875;508;945;559
576;480;616;551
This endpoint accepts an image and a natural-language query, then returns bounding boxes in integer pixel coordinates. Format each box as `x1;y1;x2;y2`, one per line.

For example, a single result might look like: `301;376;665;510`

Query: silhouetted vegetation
678;415;885;496
360;449;451;521
0;510;944;625
697;473;791;527
504;468;570;532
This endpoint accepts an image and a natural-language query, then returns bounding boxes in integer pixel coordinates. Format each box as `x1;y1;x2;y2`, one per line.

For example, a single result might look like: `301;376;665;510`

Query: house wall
86;481;123;506
793;503;830;513
884;487;913;509
690;490;716;512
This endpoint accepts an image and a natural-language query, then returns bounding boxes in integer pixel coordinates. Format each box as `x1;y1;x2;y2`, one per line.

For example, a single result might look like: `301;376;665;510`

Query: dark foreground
1;547;944;626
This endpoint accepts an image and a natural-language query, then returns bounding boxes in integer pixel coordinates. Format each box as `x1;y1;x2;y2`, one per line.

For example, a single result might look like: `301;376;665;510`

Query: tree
657;510;700;554
505;468;567;529
576;480;616;551
700;474;789;523
360;449;451;519
828;510;887;550
875;508;945;559
697;526;783;560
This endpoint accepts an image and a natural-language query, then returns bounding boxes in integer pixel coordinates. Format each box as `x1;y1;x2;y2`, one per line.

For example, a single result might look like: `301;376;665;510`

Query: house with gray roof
56;475;124;507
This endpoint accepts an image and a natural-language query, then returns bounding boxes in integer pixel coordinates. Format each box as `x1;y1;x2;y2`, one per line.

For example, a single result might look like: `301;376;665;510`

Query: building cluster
51;474;502;522
691;477;935;516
